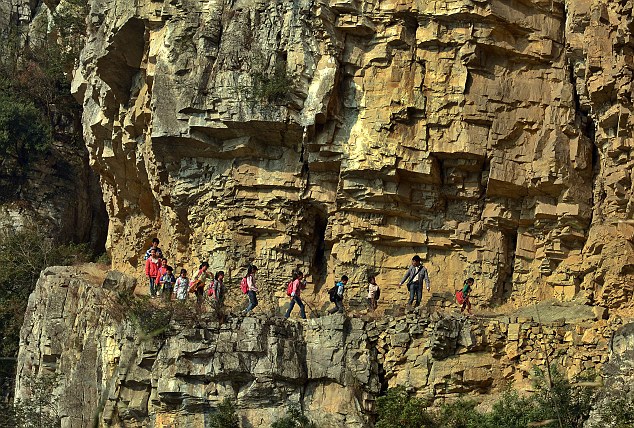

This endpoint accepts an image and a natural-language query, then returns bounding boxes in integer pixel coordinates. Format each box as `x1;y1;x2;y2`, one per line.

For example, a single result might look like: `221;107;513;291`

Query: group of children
143;238;473;317
143;239;225;305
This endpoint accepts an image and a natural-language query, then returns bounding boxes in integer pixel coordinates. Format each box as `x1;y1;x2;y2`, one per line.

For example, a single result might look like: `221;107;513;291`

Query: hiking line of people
143;237;475;317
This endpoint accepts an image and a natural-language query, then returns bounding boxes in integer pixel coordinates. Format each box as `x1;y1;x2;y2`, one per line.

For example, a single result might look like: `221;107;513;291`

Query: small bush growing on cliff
0;374;61;428
375;367;599;428
252;58;292;103
208;397;239;428
375;386;435;428
271;404;317;428
594;391;634;428
0;228;90;359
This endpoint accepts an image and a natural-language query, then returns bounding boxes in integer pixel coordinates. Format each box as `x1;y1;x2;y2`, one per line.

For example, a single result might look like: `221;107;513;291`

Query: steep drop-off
70;0;634;311
15;266;630;427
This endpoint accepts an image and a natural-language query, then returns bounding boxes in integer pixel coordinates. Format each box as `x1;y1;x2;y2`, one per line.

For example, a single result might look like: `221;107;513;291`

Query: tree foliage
0;374;60;428
208;397;240;428
375;367;607;428
0;93;50;168
0;227;89;359
375;386;435;428
271;404;317;428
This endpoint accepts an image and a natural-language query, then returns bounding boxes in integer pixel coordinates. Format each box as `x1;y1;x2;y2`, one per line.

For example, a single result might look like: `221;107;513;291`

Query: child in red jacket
144;249;161;297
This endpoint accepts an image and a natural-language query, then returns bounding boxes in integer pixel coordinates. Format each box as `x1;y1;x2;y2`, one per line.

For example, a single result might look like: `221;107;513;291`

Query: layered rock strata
0;0;108;249
15;266;627;427
71;0;634;311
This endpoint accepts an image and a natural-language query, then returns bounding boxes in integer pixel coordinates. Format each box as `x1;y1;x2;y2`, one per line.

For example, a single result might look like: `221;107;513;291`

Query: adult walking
285;270;307;319
242;265;259;315
399;255;431;308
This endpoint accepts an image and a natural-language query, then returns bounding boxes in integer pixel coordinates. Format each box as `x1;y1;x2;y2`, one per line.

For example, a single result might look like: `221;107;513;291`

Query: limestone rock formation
0;0;108;249
15;266;627;427
585;322;634;427
70;0;633;312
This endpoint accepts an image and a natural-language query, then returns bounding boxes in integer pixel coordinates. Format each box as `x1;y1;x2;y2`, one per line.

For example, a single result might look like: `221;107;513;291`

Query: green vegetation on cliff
374;367;632;428
0;229;89;392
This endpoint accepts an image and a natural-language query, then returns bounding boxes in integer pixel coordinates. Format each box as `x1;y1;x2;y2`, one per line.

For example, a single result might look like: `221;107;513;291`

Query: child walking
144;248;161;298
209;271;225;306
327;275;348;314
367;275;379;311
159;266;176;301
285;270;307;319
144;237;163;260
174;269;189;300
460;277;474;315
242;265;258;315
190;262;212;305
155;258;169;296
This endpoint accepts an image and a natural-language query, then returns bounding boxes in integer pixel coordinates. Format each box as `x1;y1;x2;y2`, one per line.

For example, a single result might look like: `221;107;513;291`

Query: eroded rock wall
15;267;627;427
72;0;634;310
0;0;108;250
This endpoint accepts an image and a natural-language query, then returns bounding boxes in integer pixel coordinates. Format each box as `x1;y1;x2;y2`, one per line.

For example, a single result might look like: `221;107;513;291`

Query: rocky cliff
14;266;629;427
69;0;634;312
0;0;107;249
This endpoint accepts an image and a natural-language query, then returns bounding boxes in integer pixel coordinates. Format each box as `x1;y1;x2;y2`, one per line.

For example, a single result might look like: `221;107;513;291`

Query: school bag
188;269;204;293
328;285;338;302
240;276;249;294
455;290;465;305
286;281;294;297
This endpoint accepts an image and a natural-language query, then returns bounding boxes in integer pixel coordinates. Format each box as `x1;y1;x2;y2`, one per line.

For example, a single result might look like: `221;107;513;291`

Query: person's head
180;269;187;277
247;265;258;276
149;248;156;257
161;258;168;266
368;275;376;284
151;238;159;248
166;266;173;273
215;271;225;281
341;275;349;284
200;262;209;271
412;255;421;266
466;277;474;286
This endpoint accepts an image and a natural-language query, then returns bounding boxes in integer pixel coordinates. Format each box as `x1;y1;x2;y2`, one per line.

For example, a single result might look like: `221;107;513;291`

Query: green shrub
0;227;91;358
375;367;599;428
208;397;239;428
271;404;316;428
253;59;291;102
532;366;596;428
483;390;544;428
375;386;435;428
0;374;61;428
436;400;485;428
0;93;50;168
595;392;634;428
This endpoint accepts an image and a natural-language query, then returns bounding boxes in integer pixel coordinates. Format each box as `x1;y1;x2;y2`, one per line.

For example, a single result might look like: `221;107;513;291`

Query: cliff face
0;0;108;249
15;267;627;427
71;0;633;311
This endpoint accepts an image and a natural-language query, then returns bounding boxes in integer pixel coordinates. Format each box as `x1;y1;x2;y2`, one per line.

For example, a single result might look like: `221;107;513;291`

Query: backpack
375;288;380;301
328;285;338;302
240;276;249;294
286;281;294;297
456;290;465;305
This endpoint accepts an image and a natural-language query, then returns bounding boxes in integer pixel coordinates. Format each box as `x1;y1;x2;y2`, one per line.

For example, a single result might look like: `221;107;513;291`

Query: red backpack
240;276;249;294
286;281;294;296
